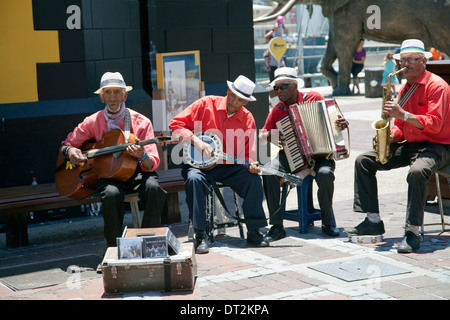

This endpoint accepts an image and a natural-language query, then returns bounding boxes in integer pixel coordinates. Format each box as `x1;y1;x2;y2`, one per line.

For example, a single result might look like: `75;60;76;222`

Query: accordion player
275;99;349;172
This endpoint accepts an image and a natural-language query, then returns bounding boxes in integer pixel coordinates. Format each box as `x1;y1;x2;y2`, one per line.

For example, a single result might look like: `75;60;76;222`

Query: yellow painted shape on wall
0;0;60;103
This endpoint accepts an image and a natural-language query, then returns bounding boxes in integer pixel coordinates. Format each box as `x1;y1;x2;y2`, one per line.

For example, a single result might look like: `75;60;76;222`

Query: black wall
33;0;144;101
143;0;255;95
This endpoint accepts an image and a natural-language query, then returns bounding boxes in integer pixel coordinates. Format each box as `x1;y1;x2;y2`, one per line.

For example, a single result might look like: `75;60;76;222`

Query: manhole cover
308;257;411;282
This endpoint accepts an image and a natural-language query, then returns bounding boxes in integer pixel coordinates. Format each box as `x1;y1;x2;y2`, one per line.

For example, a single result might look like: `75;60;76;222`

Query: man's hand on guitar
127;141;146;159
126;140;154;170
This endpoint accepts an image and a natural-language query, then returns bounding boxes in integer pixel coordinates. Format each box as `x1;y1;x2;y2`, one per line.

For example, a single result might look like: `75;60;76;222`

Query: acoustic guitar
55;129;176;200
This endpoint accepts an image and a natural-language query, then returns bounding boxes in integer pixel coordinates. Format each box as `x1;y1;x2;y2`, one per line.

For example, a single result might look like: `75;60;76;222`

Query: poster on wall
155;51;201;130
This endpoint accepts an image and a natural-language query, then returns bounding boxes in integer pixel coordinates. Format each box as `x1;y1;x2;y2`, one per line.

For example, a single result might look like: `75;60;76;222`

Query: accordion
275;99;349;172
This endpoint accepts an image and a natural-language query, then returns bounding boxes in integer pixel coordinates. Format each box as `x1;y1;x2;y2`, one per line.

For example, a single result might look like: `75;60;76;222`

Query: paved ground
1;86;449;306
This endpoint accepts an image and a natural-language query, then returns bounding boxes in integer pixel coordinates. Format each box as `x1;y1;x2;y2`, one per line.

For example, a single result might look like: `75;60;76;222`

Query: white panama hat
269;67;305;89
393;39;433;60
227;75;257;102
94;72;133;94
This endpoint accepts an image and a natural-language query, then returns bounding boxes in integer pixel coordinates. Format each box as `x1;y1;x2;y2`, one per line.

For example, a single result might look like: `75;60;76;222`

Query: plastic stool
421;163;450;235
281;175;322;233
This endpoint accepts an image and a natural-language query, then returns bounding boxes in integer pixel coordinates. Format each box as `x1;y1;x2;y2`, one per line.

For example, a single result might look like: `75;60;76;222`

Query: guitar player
60;72;167;248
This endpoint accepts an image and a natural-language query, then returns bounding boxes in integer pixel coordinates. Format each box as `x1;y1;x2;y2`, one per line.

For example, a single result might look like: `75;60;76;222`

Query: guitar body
56;129;138;199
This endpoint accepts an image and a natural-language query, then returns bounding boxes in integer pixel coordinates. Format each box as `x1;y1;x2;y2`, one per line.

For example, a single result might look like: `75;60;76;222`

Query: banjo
183;132;303;186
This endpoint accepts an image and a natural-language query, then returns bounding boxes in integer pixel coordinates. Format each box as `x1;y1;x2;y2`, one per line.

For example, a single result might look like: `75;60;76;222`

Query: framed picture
155;51;201;130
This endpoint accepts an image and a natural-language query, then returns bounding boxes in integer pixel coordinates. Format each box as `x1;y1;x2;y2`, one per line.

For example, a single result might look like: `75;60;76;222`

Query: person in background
430;48;445;61
272;15;286;38
263;29;286;82
381;51;399;97
351;38;366;94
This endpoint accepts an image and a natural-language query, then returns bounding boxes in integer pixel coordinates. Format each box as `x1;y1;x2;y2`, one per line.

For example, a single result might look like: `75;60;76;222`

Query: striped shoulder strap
398;83;419;107
124;108;131;143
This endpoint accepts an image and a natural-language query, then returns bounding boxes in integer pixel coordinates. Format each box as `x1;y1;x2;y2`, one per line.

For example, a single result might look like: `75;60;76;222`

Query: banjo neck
219;152;301;184
183;131;303;186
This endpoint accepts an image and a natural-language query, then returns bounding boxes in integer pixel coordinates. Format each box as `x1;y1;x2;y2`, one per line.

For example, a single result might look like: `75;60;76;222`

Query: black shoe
195;233;209;254
265;224;286;242
322;225;340;237
247;230;269;247
397;231;421;253
344;218;385;236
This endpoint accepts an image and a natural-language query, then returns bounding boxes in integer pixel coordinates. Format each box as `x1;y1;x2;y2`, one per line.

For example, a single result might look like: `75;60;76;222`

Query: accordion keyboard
276;115;306;171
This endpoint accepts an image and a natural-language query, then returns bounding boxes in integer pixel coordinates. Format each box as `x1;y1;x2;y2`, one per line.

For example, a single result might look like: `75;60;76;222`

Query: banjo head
183;132;222;169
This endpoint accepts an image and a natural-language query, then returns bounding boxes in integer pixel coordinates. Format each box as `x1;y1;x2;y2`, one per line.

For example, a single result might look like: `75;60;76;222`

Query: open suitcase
101;227;197;294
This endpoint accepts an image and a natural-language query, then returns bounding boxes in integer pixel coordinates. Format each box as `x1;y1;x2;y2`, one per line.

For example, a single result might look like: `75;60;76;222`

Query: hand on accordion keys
335;115;349;131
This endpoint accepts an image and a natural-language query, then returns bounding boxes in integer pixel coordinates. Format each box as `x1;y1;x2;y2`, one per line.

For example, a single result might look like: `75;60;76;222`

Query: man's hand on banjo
249;161;261;174
191;134;214;160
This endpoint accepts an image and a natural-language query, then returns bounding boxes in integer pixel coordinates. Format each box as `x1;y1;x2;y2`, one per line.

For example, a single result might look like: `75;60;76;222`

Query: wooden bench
0;168;184;248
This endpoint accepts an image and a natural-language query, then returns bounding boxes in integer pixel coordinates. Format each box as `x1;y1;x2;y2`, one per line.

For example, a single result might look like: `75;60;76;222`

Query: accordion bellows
276;99;349;172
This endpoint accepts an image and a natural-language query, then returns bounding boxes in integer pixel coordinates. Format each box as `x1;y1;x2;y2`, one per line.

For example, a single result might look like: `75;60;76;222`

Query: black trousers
354;142;450;226
262;150;336;227
181;164;267;233
96;170;167;247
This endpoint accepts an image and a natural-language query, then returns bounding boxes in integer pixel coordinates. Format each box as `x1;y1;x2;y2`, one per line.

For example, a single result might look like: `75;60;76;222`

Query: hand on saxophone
384;101;424;130
383;101;404;119
389;132;398;143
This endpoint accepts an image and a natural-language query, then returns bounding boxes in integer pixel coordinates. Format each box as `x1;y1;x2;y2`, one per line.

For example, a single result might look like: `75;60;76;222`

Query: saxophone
371;67;407;164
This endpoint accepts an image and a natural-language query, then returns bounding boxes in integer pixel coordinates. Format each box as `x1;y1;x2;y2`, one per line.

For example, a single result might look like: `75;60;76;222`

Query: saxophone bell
371;118;391;164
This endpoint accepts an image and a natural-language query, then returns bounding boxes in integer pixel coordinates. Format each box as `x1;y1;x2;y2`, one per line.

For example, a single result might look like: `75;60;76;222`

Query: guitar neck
221;152;251;167
85;138;158;159
220;152;291;180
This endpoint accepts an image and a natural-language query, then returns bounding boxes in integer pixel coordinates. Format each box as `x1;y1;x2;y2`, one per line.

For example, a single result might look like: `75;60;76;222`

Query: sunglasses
273;83;293;91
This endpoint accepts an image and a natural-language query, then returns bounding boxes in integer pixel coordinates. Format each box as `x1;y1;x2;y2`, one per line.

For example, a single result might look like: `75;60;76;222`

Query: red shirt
391;70;450;144
262;90;325;131
62;109;160;172
169;95;257;162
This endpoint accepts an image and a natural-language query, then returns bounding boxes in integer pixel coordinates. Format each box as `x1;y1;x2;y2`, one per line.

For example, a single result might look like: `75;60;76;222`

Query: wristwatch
403;111;410;122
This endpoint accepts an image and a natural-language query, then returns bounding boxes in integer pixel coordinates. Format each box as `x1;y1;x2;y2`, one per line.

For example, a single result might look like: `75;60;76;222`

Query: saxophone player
346;39;450;253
